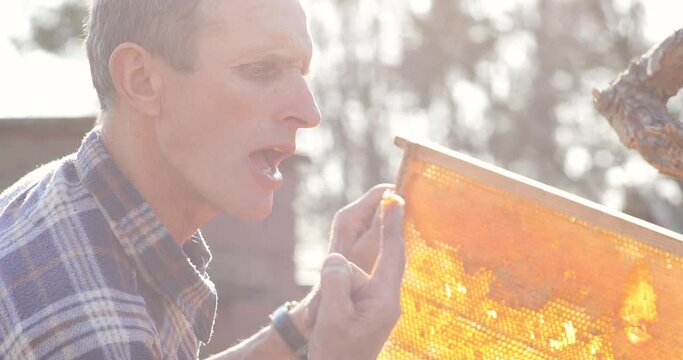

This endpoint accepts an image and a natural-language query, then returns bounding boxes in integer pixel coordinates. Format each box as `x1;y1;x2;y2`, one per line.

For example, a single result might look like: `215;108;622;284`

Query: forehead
197;0;311;60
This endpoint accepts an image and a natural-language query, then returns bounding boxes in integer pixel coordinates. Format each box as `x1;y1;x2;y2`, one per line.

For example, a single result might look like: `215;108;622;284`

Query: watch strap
270;301;308;359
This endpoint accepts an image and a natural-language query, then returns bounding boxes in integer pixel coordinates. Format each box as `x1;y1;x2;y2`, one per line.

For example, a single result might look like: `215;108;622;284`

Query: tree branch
593;29;683;179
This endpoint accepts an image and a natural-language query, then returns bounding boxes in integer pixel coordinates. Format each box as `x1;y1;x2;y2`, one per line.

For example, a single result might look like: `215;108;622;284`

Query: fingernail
381;190;405;219
323;253;348;269
323;253;349;272
382;189;405;208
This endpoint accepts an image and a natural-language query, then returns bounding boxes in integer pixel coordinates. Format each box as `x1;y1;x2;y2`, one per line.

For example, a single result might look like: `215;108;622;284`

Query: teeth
273;146;285;153
259;164;283;182
251;149;284;182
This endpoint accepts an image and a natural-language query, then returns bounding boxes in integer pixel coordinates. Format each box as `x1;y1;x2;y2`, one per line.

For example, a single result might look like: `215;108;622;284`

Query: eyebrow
243;50;312;74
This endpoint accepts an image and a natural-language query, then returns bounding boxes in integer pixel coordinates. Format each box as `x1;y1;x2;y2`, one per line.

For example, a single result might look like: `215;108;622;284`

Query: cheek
156;74;262;173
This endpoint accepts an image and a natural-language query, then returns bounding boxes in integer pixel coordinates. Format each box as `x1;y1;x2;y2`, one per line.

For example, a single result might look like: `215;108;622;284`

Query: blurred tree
300;0;683;243
17;1;86;54
23;0;683;244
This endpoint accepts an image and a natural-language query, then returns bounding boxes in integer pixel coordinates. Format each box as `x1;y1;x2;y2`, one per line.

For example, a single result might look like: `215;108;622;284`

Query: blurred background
1;0;681;356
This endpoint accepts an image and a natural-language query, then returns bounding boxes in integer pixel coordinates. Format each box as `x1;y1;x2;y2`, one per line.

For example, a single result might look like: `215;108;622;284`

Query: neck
99;110;218;246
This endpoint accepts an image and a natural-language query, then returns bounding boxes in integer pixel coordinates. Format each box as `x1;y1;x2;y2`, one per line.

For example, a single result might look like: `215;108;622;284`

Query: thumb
307;259;370;328
317;253;354;320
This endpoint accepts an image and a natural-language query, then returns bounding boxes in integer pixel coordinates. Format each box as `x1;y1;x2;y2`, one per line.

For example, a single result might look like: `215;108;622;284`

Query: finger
308;256;370;327
350;213;382;272
347;260;371;297
330;184;394;252
317;253;354;320
305;289;320;329
372;192;406;289
347;184;395;219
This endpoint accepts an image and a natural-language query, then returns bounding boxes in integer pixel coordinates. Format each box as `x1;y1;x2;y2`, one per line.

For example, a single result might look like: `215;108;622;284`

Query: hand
306;191;406;360
304;185;399;327
329;184;394;273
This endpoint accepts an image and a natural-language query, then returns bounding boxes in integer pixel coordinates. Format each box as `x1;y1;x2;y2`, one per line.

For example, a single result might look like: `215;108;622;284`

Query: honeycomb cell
379;140;683;359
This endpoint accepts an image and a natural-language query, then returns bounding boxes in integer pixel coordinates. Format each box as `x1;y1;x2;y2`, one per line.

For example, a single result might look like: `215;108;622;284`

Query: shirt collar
74;127;217;343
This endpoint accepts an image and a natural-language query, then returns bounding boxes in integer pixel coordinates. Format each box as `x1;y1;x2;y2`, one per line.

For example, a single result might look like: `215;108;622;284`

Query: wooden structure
380;137;683;359
593;29;683;179
0;117;95;191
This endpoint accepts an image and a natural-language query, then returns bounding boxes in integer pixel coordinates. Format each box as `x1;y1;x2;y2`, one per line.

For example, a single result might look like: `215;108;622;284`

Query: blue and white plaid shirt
0;128;218;359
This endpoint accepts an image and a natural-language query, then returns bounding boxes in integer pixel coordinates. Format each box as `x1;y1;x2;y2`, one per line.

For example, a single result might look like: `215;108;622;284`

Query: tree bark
593;29;683;179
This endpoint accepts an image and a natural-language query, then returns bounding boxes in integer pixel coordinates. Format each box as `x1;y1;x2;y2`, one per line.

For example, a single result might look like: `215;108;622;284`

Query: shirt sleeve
0;285;162;359
73;340;161;360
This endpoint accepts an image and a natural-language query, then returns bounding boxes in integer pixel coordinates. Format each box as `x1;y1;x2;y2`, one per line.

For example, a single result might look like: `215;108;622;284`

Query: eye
240;62;282;81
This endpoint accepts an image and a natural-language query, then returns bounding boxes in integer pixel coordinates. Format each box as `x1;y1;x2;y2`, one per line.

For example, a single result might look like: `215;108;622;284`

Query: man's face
154;0;320;220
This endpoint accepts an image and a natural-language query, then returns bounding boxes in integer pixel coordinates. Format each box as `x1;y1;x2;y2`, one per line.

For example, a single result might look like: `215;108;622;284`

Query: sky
0;1;96;118
0;1;680;119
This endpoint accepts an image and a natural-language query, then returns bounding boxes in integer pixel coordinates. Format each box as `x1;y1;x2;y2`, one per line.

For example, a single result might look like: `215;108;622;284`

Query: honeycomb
379;140;683;359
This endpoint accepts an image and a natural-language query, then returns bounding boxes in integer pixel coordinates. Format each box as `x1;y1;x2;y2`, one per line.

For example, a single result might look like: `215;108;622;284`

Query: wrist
269;301;310;359
287;301;311;340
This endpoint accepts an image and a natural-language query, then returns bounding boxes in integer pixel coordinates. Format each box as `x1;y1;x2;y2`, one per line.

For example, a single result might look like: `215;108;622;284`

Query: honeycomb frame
379;137;683;359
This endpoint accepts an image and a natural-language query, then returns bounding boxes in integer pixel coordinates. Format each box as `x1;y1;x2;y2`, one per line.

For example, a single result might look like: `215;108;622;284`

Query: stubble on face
153;0;319;222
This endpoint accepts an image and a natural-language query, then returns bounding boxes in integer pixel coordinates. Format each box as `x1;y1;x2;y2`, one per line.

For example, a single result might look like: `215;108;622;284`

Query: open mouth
263;148;285;167
254;147;291;167
249;146;293;183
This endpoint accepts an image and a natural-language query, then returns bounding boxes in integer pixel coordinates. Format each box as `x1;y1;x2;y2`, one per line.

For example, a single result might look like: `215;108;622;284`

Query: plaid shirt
0;128;217;359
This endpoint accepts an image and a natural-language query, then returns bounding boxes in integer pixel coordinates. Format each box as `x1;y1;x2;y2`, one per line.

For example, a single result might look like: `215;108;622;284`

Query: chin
221;195;274;221
236;206;273;221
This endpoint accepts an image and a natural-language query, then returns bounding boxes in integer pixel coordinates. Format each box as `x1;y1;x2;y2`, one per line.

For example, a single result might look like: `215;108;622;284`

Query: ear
109;42;162;117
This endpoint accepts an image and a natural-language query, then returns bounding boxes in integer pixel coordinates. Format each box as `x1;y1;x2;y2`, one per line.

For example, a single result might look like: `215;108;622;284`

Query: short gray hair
85;0;203;111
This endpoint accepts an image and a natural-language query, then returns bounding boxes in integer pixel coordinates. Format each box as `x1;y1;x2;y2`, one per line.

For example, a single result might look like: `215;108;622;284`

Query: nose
280;76;321;129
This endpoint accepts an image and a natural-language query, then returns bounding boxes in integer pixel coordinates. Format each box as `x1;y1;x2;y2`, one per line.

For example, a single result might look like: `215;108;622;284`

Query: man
0;0;406;359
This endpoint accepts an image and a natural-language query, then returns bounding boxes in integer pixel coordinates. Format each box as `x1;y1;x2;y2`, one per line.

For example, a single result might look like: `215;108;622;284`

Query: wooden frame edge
394;136;683;256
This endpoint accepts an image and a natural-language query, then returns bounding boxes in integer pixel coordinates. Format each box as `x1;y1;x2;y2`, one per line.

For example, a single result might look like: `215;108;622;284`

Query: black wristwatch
270;301;308;360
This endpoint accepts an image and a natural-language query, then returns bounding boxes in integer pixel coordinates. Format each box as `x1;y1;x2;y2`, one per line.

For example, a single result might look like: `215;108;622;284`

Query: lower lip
249;159;283;190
